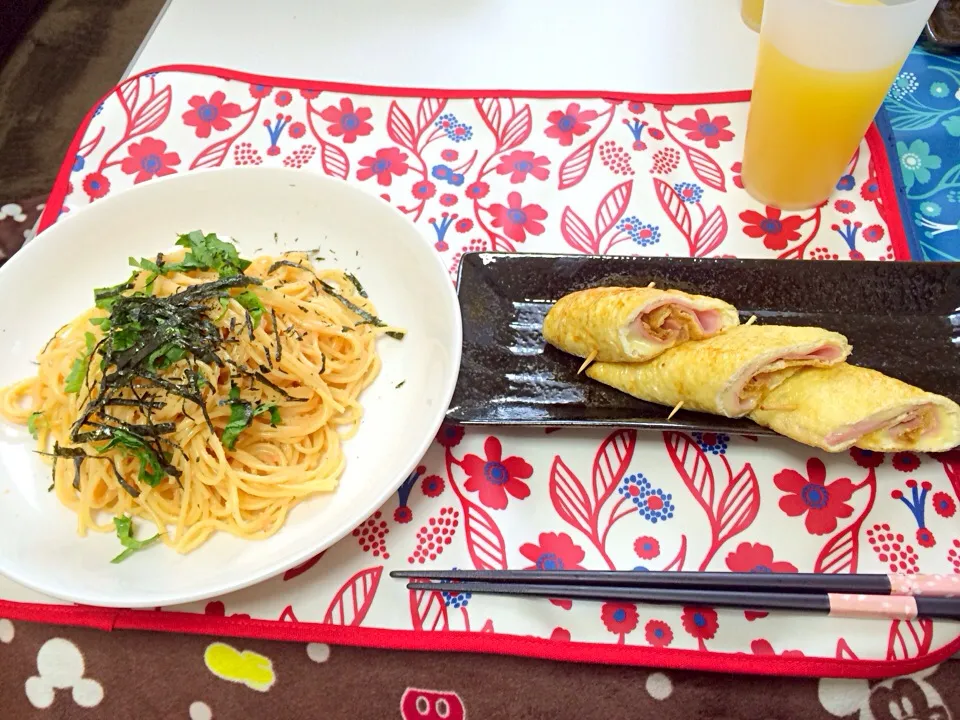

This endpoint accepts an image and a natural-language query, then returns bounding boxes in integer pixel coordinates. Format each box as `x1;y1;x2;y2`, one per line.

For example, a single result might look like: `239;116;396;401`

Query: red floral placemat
3;66;953;680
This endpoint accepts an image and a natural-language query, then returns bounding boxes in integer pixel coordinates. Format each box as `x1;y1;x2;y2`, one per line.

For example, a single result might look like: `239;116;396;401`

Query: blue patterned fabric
882;47;960;261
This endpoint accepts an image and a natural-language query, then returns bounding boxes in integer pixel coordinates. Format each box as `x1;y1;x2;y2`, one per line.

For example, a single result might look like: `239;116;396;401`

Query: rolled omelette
749;363;960;453
585;325;851;417
542;286;740;363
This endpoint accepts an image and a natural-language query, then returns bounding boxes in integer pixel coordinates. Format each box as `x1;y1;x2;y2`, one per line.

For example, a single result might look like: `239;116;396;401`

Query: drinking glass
741;0;940;210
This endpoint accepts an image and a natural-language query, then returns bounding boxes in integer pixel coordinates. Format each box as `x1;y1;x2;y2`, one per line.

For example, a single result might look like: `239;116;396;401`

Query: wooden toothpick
666;401;684;420
578;349;598;374
744;315;758;327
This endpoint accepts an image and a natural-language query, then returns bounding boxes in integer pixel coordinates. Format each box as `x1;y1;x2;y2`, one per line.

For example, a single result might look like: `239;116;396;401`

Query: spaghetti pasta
0;233;395;556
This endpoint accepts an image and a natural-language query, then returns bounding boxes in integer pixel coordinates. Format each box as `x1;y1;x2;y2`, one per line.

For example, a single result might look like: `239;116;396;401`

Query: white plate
0;167;461;608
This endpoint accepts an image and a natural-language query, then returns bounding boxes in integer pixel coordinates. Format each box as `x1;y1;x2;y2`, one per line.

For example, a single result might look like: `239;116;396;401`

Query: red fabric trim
26;64;927;678
0;597;955;679
864;123;911;260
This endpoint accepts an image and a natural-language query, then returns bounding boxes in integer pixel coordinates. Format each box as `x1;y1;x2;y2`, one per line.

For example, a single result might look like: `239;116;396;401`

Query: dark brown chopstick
392;569;958;597
401;580;960;621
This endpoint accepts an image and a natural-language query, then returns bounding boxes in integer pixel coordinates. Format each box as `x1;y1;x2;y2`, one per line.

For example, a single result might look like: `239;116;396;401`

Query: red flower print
519;532;585;571
120;137;181;184
545;103;598;146
863;224;885;243
436;424;464;448
274;90;292;107
441;149;459;162
725;542;798;573
289;122;306;139
466;182;490;199
411;180;436;200
634;536;660;560
681;606;718;640
182;91;242;139
394;505;412;523
495;150;550;184
421;475;444;498
628;101;646;114
916;527;936;548
850;448;884;469
860;178;881;201
550;627;571;642
461;436;532;510
892;452;920;473
645;620;673;647
601;602;638;636
439;194;457;207
676;109;734;149
774;458;854;535
82;171;110;200
834;199;856;214
249;83;272;99
750;639;804;658
356;147;409;186
731;161;744;189
320;98;373;143
648;128;665;140
933;491;956;518
455;218;473;233
488;192;548;243
300;88;321;99
740;207;804;251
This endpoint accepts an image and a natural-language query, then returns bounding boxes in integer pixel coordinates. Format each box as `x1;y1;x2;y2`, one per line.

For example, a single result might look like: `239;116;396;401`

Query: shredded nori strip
72;456;84;490
267;259;312;275
319;352;326;375
386;330;406;340
271;308;282;363
319;281;385;327
344;272;368;298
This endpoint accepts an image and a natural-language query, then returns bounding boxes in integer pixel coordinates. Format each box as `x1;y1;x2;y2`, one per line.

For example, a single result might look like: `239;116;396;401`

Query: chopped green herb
235;290;264;327
131;231;252;279
64;332;97;393
255;402;282;427
27;412;42;439
94;282;131;311
111;515;160;563
396;381;405;389
98;428;166;487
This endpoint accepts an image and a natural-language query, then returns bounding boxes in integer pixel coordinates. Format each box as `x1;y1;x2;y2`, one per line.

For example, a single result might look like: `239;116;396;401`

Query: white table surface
127;0;759;93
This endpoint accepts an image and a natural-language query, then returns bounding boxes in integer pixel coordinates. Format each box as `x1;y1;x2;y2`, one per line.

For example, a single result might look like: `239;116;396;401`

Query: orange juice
741;0;764;31
742;0;900;210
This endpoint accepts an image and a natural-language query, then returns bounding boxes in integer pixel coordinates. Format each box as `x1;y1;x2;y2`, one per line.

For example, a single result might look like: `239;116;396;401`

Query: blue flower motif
673;182;704;204
440;567;471;608
93;102;105;117
615;216;661;248
72;155;85;173
618;473;675;524
692;432;729;456
836;174;856;192
435;113;473;143
921;201;942;218
431;164;466;186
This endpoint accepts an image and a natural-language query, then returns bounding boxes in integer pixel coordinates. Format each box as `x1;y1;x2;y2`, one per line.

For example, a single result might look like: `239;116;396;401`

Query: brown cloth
0;619;957;719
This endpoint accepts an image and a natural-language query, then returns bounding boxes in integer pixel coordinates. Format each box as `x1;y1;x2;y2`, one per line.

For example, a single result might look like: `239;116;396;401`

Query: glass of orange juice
741;0;939;210
741;0;765;31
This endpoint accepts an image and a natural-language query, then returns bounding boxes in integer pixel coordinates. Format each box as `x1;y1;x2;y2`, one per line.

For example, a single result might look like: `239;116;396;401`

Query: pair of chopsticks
391;569;960;621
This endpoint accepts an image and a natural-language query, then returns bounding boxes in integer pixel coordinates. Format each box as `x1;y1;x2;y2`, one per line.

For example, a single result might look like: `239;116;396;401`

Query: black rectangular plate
447;252;960;434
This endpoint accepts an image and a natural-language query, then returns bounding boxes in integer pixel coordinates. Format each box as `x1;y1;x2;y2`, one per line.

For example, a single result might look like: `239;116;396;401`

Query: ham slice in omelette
750;364;960;453
542;287;739;363
585;325;851;417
